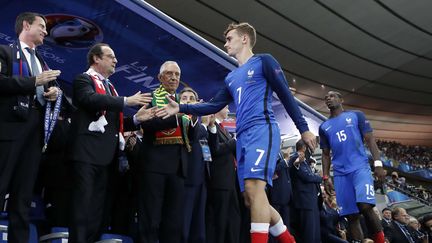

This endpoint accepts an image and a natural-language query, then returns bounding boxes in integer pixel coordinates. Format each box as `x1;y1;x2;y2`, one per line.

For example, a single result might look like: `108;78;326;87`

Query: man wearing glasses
69;43;153;242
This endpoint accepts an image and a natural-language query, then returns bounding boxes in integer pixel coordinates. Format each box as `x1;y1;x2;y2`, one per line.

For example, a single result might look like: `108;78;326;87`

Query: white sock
250;222;270;233
269;218;287;237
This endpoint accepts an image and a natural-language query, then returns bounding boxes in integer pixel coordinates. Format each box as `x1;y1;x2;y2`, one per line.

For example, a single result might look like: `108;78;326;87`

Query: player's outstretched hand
135;106;156;123
301;131;317;151
155;95;180;119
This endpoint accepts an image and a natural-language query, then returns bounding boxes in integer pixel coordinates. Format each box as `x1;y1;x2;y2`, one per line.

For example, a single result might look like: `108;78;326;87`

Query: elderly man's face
159;63;180;94
394;209;410;225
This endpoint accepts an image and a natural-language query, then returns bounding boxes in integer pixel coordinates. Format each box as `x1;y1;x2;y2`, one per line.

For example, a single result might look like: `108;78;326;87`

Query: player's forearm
365;134;381;161
322;153;331;177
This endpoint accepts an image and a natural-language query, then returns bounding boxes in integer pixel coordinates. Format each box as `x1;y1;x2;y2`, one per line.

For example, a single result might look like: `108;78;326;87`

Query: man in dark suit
289;139;322;243
69;43;153;242
0;12;61;243
382;207;393;229
180;87;208;243
268;148;293;232
206;105;241;243
137;61;196;243
384;207;416;243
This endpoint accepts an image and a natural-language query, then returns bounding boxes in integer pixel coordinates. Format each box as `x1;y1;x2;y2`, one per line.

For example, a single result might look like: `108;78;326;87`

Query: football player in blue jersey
157;22;317;243
319;91;385;243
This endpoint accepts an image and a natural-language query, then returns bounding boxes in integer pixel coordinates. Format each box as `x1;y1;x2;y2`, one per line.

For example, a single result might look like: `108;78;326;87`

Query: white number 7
255;149;265;166
236;87;242;104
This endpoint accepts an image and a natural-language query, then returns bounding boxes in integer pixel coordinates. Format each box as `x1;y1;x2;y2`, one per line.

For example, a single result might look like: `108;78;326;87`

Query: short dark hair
391;207;404;219
224;22;257;48
87;43;109;67
15;12;47;36
295;139;307;152
420;213;432;232
382;207;391;213
179;87;198;100
328;91;343;98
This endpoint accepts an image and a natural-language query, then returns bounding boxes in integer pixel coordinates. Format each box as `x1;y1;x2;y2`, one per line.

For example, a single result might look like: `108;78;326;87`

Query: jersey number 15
336;130;347;142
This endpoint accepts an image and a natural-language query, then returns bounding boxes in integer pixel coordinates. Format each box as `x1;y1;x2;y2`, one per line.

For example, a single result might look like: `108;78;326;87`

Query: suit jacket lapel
217;123;230;141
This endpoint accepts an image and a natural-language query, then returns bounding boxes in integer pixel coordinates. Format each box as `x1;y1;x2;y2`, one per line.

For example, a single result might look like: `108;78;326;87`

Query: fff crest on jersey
346;117;354;127
247;69;254;78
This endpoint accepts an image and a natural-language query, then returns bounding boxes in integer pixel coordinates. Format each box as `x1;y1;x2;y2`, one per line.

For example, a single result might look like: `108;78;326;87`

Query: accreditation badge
199;139;212;162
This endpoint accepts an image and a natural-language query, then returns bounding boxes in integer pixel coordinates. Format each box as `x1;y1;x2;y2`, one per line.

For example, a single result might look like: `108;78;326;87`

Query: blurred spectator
384;207;416;243
268;147;293;232
382;208;392;228
407;216;427;243
320;186;348;243
419;214;432;242
289;139;322;243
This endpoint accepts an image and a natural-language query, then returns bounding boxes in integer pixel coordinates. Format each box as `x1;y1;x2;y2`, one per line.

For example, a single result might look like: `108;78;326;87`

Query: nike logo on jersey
250;168;263;172
325;126;332;131
228;80;235;86
366;196;374;200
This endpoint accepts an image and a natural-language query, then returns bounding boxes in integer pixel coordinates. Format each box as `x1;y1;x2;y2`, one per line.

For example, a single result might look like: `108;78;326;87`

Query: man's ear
23;20;30;31
242;34;248;44
93;55;100;64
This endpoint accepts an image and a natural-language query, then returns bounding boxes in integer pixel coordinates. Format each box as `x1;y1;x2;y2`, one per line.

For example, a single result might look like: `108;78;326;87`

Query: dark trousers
137;172;185;243
206;188;240;243
0;108;42;243
272;203;291;231
293;208;321;243
182;183;207;243
69;162;109;243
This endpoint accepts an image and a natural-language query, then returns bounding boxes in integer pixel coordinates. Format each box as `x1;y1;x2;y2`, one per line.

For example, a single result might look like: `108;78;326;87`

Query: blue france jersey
319;110;372;175
180;54;309;135
223;55;274;133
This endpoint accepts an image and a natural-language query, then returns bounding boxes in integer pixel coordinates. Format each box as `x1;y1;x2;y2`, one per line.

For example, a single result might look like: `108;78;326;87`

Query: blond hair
224;22;256;48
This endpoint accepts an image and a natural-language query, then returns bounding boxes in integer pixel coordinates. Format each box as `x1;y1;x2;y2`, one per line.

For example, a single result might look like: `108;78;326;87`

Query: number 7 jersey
224;54;308;135
319;110;373;175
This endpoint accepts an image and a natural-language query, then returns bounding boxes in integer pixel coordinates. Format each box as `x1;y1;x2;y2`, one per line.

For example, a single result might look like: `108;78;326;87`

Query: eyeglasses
101;54;117;60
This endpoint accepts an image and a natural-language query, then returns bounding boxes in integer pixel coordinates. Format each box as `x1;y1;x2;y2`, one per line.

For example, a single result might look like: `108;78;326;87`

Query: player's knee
357;202;373;214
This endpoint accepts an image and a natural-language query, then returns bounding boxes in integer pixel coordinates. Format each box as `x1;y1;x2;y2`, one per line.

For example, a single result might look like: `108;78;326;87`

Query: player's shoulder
346;110;366;118
255;53;275;62
319;119;331;129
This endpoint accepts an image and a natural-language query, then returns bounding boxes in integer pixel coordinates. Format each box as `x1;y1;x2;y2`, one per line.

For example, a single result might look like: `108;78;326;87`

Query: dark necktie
103;79;112;96
26;47;45;106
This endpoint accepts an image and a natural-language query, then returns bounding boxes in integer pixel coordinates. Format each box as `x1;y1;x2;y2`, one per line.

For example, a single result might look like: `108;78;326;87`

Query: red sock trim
276;229;296;243
251;232;269;243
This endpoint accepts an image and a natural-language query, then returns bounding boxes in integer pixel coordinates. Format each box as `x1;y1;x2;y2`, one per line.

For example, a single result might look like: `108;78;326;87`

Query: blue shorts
236;123;280;192
333;167;376;216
